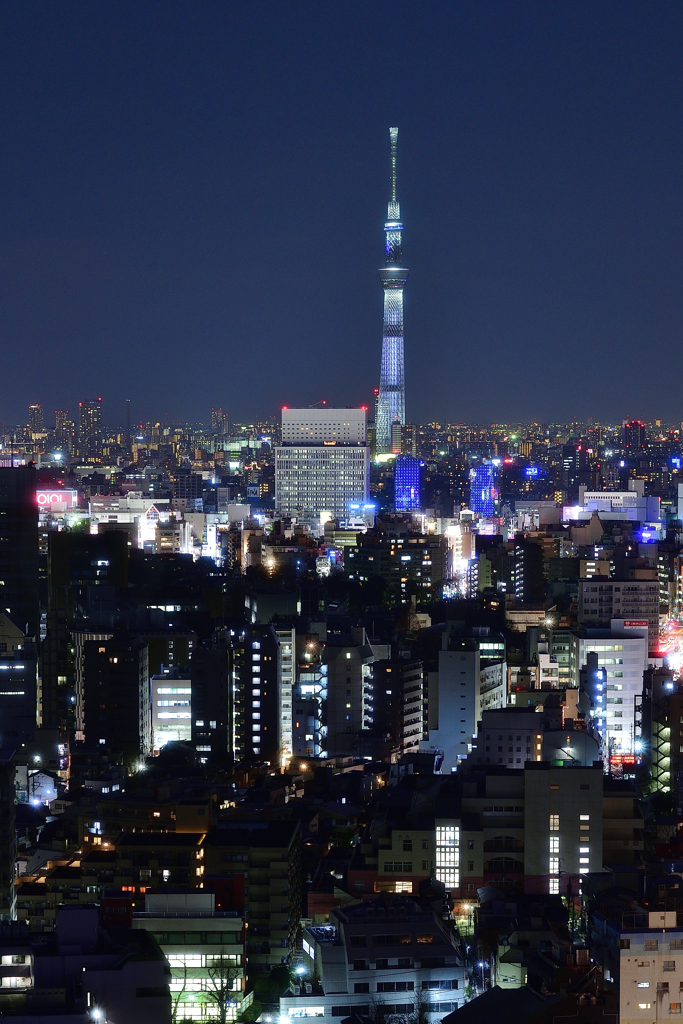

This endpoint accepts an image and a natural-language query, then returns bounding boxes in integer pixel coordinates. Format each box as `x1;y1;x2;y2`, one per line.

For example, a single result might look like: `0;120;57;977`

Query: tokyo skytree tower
376;127;408;454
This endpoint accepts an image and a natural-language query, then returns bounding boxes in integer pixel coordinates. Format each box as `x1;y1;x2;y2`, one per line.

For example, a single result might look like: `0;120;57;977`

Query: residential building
78;397;103;462
191;636;231;762
81;635;149;765
231;625;282;765
151;666;192;753
201;819;302;971
590;906;683;1024
570;628;648;754
133;890;245;1023
579;578;660;650
0;905;170;1022
282;894;465;1023
347;529;447;601
372;659;426;758
324;628;375;757
0;632;37;749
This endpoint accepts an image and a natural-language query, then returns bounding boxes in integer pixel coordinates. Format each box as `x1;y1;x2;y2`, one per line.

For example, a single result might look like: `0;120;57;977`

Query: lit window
550;814;559;831
435;825;460;890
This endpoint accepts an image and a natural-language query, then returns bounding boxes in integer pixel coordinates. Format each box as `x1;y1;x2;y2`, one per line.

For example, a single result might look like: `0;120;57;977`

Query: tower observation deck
376;127;408;454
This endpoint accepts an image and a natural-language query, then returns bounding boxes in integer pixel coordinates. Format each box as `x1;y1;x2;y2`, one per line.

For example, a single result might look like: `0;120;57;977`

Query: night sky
1;2;682;427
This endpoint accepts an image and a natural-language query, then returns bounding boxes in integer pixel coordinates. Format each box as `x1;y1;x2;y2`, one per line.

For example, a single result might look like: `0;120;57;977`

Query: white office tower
570;626;648;754
281;408;367;444
275;408;369;520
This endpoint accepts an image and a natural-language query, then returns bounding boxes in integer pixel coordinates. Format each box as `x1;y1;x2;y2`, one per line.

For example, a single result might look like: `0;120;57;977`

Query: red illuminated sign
610;754;636;766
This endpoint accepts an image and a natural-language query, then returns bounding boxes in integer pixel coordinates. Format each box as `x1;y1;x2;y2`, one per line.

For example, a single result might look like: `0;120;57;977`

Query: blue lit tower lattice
376;127;408;454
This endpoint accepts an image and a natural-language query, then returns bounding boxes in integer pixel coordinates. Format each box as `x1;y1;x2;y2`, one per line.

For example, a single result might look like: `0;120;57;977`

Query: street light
478;962;485;992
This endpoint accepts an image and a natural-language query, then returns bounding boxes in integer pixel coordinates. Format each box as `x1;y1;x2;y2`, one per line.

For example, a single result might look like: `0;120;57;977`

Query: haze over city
1;2;683;424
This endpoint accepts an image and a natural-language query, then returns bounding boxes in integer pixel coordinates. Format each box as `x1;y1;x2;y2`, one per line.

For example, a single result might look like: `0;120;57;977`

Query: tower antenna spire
376;127;408;454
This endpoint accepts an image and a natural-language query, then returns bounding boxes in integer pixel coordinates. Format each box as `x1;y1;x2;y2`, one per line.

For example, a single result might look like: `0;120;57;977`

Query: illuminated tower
78;398;102;461
376;127;408;454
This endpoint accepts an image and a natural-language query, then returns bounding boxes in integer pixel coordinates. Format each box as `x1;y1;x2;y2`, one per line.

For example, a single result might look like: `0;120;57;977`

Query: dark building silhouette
82;635;148;764
0;466;38;636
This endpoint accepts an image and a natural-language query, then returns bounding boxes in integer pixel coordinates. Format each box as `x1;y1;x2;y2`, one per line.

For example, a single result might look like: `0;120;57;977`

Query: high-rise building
376;127;408;453
394;454;421;511
27;404;43;435
211;407;229;435
468;463;499;518
623;418;646;452
275;408;369;519
0;466;39;636
191;636;232;762
323;627;374;756
78;398;102;461
281;408;366;444
81;635;149;764
391;420;417;455
54;410;75;452
570;626;648;755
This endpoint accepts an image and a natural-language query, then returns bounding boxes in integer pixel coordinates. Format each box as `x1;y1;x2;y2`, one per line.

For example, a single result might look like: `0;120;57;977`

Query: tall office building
78;398;102;461
0;466;39;636
275;408;369;520
623;419;646;452
469;463;499;518
54;410;75;452
394;454;421;511
211;407;228;436
27;404;43;435
376;127;408;454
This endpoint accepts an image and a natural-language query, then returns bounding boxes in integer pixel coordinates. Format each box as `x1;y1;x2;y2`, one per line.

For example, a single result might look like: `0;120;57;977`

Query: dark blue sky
1;2;682;426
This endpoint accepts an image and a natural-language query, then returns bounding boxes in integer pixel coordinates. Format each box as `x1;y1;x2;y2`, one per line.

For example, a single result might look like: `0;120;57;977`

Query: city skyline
0;4;682;424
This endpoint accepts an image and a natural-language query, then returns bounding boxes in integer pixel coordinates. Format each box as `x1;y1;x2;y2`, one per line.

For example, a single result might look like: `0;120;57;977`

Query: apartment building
281;894;465;1023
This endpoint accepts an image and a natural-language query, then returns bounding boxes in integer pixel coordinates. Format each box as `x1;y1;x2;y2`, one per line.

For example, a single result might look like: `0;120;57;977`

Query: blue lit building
394;455;421;511
469;464;499;518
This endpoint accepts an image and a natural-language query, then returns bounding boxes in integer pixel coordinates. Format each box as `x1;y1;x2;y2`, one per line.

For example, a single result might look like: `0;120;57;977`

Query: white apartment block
592;910;683;1024
579;578;660;649
283;896;465;1024
570;630;648;753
